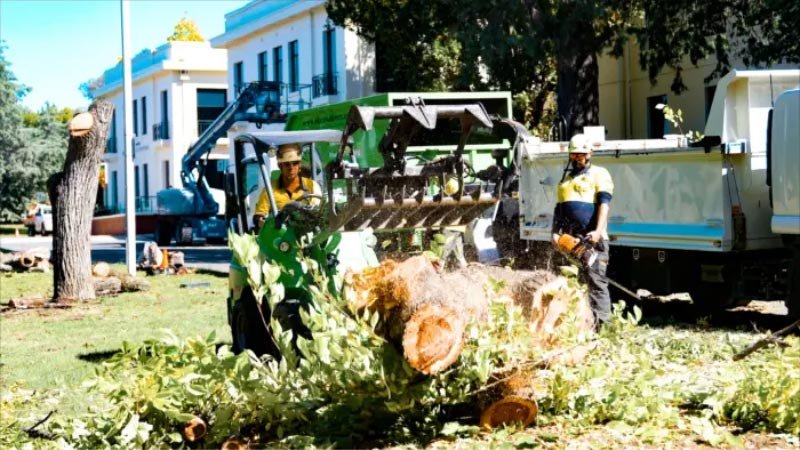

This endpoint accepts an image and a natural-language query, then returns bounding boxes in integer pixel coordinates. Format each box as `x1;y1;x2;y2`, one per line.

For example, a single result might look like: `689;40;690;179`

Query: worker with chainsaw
551;134;614;329
253;143;322;229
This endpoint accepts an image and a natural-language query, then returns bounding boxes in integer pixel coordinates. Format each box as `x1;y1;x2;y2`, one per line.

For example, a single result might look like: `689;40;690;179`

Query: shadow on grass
617;296;794;334
77;349;120;363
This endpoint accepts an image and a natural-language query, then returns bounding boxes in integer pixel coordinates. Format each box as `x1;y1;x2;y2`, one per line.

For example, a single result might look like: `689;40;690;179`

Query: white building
90;41;228;216
210;0;376;125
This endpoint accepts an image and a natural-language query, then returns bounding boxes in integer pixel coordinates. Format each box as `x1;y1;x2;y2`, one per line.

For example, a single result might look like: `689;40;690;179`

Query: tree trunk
50;102;114;302
556;50;600;137
349;256;490;374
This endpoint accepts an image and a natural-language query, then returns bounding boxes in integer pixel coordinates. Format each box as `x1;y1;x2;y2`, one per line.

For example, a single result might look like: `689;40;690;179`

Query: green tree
167;17;204;42
0;45;68;221
327;0;800;135
0;42;32;221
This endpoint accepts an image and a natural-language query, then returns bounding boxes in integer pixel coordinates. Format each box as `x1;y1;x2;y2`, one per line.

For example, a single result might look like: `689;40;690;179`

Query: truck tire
689;280;735;315
155;221;173;247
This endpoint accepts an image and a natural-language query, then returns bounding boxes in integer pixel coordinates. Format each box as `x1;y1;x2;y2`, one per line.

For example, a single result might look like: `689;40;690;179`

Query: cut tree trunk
49;102;114;302
349;256;489;374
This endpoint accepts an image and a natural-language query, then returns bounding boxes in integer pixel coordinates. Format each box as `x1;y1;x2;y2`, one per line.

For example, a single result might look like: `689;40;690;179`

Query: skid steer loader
226;98;527;356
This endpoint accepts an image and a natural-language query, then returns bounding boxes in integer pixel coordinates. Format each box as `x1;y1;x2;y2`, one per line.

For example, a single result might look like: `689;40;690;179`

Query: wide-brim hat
277;143;302;163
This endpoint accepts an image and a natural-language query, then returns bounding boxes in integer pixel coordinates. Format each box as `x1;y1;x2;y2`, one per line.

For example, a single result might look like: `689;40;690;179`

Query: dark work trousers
581;240;611;328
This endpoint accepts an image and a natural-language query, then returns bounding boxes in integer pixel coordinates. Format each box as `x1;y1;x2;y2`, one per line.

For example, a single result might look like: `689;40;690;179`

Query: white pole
121;0;137;275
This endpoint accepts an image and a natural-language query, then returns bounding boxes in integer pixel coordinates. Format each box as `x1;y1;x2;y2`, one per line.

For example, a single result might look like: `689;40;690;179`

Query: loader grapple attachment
326;98;498;231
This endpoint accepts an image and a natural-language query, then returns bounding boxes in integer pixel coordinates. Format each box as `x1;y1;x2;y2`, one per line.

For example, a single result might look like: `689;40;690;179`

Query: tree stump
49;102;113;302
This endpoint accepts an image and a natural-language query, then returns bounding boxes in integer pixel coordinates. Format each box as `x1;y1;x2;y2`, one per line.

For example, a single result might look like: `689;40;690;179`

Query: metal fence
152;121;170;140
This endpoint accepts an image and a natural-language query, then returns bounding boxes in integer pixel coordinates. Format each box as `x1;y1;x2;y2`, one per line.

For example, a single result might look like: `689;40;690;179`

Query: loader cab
226;130;342;234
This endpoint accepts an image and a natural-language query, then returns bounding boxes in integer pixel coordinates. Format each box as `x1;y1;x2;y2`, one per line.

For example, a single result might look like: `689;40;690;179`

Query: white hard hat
568;134;591;154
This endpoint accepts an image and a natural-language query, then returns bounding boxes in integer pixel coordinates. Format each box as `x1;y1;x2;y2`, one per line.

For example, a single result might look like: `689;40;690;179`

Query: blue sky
1;0;249;111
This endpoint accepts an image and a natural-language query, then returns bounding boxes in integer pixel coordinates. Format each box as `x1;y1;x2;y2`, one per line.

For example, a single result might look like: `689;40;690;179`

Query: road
0;235;231;274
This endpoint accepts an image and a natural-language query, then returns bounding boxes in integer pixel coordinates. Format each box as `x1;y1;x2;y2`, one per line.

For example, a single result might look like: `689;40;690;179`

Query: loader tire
230;287;278;357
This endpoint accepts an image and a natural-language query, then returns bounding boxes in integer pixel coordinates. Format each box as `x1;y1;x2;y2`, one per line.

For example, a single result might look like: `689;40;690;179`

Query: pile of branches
45;233;596;448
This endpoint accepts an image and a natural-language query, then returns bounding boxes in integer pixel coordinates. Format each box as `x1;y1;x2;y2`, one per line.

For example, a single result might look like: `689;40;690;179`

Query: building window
288;40;299;92
141;96;147;135
647;95;668;139
197;89;227;135
156;90;169;139
163;160;170;189
257;51;268;82
704;85;717;122
134;165;140;198
107;110;117;153
111;170;118;210
143;163;149;198
314;24;338;97
273;46;283;84
233;61;243;93
133;99;138;137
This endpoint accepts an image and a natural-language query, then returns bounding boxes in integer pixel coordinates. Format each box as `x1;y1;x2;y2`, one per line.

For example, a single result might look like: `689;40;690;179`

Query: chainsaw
553;233;642;301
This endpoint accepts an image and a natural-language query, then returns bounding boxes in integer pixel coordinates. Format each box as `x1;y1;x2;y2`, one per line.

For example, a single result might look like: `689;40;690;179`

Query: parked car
32;205;53;235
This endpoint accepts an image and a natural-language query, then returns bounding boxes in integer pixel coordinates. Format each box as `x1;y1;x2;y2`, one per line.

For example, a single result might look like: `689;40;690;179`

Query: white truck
511;70;800;315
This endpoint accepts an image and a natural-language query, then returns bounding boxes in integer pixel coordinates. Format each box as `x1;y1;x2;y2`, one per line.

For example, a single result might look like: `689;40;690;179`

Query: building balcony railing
312;72;338;98
106;136;118;154
135;196;157;214
153;121;170;140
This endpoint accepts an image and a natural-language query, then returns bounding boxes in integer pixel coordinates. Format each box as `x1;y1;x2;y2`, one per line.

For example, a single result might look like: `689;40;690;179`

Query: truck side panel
519;147;730;251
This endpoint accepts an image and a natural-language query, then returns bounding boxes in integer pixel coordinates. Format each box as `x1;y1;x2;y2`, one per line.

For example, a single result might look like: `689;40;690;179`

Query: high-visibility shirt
553;164;614;236
254;176;321;216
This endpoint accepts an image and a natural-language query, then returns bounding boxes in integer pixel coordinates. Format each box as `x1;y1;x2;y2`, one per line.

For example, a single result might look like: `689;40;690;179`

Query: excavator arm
159;82;281;218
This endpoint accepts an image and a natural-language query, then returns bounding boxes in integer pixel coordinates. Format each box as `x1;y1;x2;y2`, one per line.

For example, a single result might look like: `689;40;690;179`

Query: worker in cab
253;143;322;230
551;133;614;329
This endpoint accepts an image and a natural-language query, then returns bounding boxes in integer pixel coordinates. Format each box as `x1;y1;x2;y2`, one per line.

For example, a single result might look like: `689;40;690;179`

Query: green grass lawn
0;267;230;397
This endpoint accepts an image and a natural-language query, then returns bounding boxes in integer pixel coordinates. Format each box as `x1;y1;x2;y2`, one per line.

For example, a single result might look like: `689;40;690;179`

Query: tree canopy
0;44;68;221
327;0;800;135
167;17;204;42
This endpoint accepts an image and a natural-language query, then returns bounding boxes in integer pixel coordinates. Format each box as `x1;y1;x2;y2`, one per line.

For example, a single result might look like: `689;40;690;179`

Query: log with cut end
182;416;207;442
478;371;542;429
349;255;489;374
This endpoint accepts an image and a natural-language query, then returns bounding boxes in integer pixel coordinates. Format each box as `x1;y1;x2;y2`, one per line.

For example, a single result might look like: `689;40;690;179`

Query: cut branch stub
403;303;466;374
67;112;94;137
182;416;207;442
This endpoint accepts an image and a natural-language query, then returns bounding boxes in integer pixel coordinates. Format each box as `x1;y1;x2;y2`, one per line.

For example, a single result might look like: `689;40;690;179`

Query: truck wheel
689;281;734;315
229;287;277;357
155;221;173;247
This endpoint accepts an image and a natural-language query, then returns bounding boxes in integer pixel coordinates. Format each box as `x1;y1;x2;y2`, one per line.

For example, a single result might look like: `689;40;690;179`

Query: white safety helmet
568;134;591;154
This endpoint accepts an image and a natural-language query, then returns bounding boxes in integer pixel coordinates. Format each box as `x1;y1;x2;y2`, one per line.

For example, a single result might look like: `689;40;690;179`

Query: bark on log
349;256;489;374
8;296;48;309
119;275;151;292
93;277;122;296
50;103;114;302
